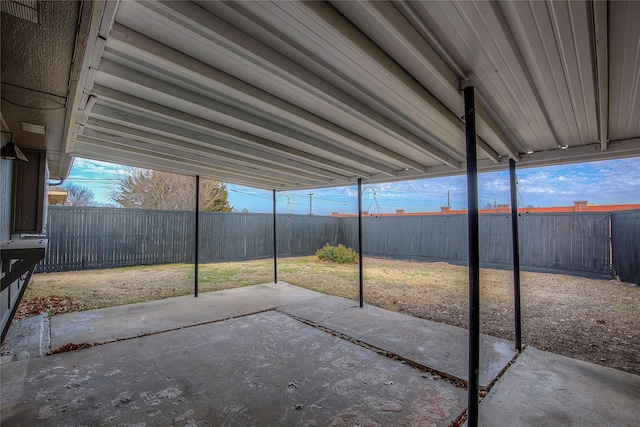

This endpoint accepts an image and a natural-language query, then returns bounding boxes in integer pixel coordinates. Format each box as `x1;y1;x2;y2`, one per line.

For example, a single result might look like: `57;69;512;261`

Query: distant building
331;201;640;217
48;186;68;205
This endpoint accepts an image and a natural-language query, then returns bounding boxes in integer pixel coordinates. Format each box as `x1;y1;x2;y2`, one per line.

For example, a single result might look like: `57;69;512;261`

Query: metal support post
509;159;522;351
273;189;278;283
194;175;200;297
358;178;364;308
464;86;480;427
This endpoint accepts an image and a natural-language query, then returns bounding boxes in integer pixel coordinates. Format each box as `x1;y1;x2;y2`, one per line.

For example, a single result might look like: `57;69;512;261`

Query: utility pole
308;193;314;216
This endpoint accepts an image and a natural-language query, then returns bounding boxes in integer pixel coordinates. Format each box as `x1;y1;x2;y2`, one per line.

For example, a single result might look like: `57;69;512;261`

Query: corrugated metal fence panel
340;213;610;273
39;207;194;272
340;216;468;261
198;213;274;261
479;215;511;265
37;208;615;275
38;208;341;271
248;214;275;258
612;210;640;284
200;212;241;261
198;213;338;260
282;214;340;256
367;216;469;261
98;208;192;268
519;213;610;273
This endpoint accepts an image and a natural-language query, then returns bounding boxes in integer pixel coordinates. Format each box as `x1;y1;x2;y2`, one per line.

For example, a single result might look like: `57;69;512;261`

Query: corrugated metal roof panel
608;1;640;142
4;0;635;188
502;0;599;147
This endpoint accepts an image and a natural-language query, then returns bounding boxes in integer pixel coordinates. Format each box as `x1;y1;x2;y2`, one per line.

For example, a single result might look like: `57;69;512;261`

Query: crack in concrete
277;309;469;390
48;308;276;355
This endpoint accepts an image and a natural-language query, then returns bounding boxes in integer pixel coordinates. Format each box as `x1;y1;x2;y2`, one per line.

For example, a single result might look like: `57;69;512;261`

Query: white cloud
70;158;130;178
70;157;640;211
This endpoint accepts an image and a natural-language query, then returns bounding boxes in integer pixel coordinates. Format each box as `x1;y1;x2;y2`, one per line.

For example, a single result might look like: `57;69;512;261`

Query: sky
65;156;640;215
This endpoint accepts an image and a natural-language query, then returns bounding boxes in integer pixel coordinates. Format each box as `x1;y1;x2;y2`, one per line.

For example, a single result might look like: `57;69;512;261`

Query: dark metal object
1;141;29;161
273;189;278;283
1;239;47;291
509;159;522;352
358;178;363;308
195;175;199;297
464;86;480;427
1;239;47;343
1;268;35;343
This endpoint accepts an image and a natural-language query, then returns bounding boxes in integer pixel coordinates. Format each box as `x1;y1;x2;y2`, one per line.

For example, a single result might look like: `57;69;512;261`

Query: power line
1;96;65;110
64;178;116;183
229;188;466;212
1;82;67;99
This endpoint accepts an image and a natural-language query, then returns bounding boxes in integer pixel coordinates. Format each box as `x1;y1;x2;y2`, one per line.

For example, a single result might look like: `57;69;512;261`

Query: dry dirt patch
15;257;640;375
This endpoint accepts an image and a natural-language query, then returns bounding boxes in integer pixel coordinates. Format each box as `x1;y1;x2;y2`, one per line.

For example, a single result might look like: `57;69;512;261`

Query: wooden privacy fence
37;207;639;281
611;210;640;284
38;207;339;272
340;213;612;274
198;212;340;261
43;207;194;271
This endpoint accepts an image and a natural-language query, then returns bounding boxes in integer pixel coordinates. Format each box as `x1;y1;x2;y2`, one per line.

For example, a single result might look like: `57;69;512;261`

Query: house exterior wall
1;159;21;341
1;159;12;240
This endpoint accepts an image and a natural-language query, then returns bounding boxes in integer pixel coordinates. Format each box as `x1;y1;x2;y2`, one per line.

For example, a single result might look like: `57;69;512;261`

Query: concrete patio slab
4;284;638;426
279;295;516;388
50;282;322;350
0;313;50;364
2;311;466;426
476;347;640;427
278;294;360;324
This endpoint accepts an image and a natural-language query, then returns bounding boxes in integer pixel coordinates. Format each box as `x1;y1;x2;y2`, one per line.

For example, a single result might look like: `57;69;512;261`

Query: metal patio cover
4;1;640;189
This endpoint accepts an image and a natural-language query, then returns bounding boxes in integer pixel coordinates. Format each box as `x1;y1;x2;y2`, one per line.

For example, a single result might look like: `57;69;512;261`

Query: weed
316;244;358;264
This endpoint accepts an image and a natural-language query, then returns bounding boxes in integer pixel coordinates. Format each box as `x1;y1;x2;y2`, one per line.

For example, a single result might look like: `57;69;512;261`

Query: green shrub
316;244;358;264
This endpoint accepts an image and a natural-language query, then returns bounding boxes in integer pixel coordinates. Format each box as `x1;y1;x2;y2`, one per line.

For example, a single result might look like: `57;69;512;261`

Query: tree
110;168;233;211
63;184;98;207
